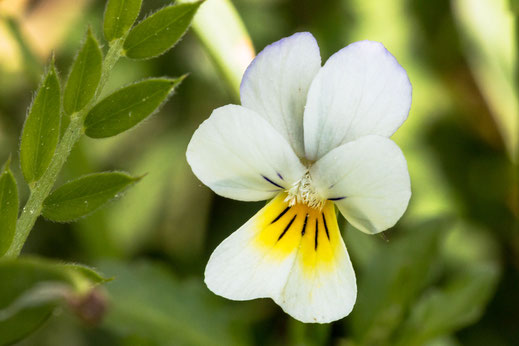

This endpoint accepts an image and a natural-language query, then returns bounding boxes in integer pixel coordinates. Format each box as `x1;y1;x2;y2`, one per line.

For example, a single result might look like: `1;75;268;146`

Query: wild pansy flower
187;32;412;323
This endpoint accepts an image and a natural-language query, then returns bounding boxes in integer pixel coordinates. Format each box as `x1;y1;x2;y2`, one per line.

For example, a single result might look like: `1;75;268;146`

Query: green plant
0;0;201;343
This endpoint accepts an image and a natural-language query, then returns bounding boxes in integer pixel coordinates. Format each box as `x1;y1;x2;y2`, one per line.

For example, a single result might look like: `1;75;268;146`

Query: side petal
240;32;321;157
187;105;306;201
205;193;357;323
304;40;412;161
310;135;411;234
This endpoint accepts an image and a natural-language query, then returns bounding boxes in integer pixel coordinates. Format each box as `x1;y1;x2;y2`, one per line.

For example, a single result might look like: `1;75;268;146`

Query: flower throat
285;172;324;210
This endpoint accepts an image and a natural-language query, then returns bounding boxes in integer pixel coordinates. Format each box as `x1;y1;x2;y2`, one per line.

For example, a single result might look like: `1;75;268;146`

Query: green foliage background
0;0;517;345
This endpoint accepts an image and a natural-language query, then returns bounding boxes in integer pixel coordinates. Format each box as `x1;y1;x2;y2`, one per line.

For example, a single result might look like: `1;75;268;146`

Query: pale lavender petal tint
239;32;319;94
239;32;321;158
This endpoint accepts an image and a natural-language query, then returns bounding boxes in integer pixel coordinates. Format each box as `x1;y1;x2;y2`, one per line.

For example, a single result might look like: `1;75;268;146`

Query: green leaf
0;158;18;256
66;263;112;287
84;77;183;138
123;2;202;59
20;61;61;183
103;0;143;42
395;264;500;346
42;172;140;222
63;28;103;116
287;319;331;346
453;0;518;161
0;257;107;345
350;218;449;344
99;260;251;346
512;0;519;13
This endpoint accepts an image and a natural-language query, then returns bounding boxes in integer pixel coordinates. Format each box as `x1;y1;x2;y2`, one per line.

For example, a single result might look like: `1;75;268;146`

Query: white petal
240;32;321;157
187;105;306;201
310;135;411;234
304;40;412;160
205;193;357;323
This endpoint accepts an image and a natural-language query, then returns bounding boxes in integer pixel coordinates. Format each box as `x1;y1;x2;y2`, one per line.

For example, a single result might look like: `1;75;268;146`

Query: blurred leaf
106;135;179;255
180;0;255;98
425;336;463;346
287;318;331;346
442;221;500;266
84;77;183;138
75;209;123;259
11;307;111;346
62;141;124;258
343;220;383;271
104;0;143;42
0;257;107;345
63;28;103;116
159;135;213;262
4;17;41;81
395;264;500;346
123;2;202;59
452;0;519;162
20;61;61;184
0;158;18;256
100;260;251;346
42;172;140;222
350;218;449;344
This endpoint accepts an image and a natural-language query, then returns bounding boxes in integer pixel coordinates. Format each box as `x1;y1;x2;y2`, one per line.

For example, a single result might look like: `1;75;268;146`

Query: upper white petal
310;135;411;234
304;40;412;161
186;105;306;201
240;32;321;157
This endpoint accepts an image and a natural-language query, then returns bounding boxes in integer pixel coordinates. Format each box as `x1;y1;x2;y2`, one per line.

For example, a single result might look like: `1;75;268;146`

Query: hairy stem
5;38;125;257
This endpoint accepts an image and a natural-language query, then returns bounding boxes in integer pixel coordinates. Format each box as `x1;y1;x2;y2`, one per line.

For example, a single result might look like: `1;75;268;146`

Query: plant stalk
5;38;125;257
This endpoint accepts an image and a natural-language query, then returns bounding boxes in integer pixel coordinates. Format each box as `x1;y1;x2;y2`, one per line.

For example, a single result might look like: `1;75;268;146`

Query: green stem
5;38;125;257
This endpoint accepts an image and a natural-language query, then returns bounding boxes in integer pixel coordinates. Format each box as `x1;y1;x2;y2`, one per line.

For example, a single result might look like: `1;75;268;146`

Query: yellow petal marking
254;192;341;275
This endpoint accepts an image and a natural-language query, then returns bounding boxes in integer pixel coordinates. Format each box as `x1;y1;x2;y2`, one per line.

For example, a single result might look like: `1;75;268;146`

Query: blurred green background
0;0;518;345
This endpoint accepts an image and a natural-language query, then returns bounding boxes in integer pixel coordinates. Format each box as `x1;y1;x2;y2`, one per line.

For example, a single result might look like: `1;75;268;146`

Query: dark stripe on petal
314;218;319;250
322;213;330;240
301;214;308;235
262;175;284;189
277;172;284;180
271;207;290;224
278;214;297;241
328;197;346;201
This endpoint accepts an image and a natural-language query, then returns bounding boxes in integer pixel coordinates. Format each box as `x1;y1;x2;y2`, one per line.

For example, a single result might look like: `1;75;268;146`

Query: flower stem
5;38;125;258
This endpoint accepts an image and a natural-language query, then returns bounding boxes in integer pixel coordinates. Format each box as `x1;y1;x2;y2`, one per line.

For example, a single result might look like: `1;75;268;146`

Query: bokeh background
0;0;518;345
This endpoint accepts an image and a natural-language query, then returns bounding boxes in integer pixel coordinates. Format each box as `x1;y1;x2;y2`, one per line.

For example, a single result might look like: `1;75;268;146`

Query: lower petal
276;203;357;323
204;193;357;323
204;193;299;300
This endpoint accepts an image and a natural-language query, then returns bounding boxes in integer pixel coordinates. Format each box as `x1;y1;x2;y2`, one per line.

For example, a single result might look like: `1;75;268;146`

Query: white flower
186;32;412;323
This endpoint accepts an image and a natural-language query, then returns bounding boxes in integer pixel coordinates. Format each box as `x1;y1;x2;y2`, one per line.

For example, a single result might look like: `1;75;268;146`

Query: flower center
284;172;324;210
